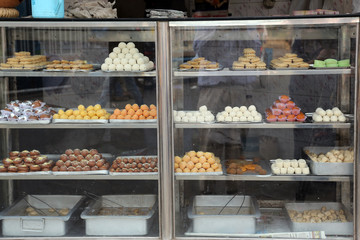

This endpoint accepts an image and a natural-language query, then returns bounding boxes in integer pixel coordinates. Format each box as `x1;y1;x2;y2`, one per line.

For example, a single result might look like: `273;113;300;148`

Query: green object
324;58;338;64
326;63;339;67
313;60;325;67
338;59;350;67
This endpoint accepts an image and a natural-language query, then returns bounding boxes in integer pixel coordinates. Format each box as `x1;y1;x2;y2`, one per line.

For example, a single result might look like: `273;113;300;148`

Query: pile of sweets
265;95;306;122
0;52;47;70
179;57;219;70
46;59;93;70
216;105;262;122
53;104;110;120
101;42;154;72
313;59;350;68
232;48;266;69
270;53;309;69
312;107;346;122
110;104;157;120
174;105;215;123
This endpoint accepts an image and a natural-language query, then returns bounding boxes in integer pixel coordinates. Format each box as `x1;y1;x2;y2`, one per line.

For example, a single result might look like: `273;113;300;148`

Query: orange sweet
132;104;139;111
139;115;146;120
150;104;156;110
147;116;154;120
117;115;125;119
140;104;149;111
127;109;135;116
110;115;117;119
121;109;127;116
131;115;139;120
125;104;132;111
143;110;150;117
124;115;131;119
135;109;143;116
113;109;121;116
150;109;157;117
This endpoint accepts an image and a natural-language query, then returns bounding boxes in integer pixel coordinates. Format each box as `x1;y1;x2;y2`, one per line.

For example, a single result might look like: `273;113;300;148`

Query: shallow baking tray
230;67;267;71
309;64;351;69
178;65;223;71
0;120;51;124
109;155;158;176
225;160;271;177
285;202;353;235
0;195;84;236
269;159;310;176
44;64;100;72
218;120;263;124
109;119;157;123
0;169;52;176
0;67;45;71
102;67;155;73
52;119;108;124
305;112;352;123
81;194;157;236
175;169;223;176
303;146;353;175
188;195;260;234
270;66;309;70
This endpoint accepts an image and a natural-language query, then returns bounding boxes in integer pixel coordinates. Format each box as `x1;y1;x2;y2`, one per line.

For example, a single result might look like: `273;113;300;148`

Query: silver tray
44;64;100;72
109;155;158;175
303;146;353;175
0;171;52;176
109;119;156;123
175;169;223;176
0;195;85;236
188;195;260;234
178;65;223;71
0;67;45;71
285;202;353;235
225;160;271;177
230;67;267;71
269;159;310;176
81;194;157;236
52;119;108;124
305;112;352;123
102;67;155;73
270;66;309;70
309;64;351;69
52;170;108;175
0;120;51;124
217;120;262;124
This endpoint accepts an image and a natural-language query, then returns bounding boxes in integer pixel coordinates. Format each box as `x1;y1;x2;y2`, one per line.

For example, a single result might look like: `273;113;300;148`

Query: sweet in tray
313;59;350;68
0;52;48;70
232;48;266;70
226;157;267;175
46;59;93;71
174;105;215;123
53;104;110;120
52;148;110;172
270;53;309;69
179;57;220;70
0;100;55;122
110;156;158;173
312;107;346;122
305;148;354;163
0;150;54;173
271;158;309;175
110;104;157;120
287;205;348;223
265;95;306;122
101;42;154;72
216;105;262;122
174;150;222;173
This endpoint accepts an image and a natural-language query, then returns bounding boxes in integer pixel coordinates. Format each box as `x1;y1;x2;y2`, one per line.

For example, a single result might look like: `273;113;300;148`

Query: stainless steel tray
109;155;158;176
0;195;84;236
285;202;353;235
225;160;271;177
175;170;223;176
230;67;267;71
52;170;108;175
0;120;51;124
188;195;260;234
52;119;108;124
109;119;157;123
269;160;310;176
81;194;157;236
303;146;353;175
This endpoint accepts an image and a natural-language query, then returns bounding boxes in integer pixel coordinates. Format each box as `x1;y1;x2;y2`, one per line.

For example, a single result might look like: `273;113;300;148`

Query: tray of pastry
109;156;158;175
225;158;270;176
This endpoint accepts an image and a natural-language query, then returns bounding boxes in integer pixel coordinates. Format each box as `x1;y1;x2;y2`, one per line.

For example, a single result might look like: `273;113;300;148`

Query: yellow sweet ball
65;109;73;116
78;104;85;111
175;168;182;173
60;114;68;119
53;114;60;119
58;109;65;115
105;113;111;119
75;115;83;120
174;156;182;164
91;116;98;120
94;104;101;111
86;105;94;111
87;110;96;117
188;151;196;157
99;116;107;120
96;109;104;117
68;115;76;120
83;116;91;120
80;110;87;117
73;110;80;116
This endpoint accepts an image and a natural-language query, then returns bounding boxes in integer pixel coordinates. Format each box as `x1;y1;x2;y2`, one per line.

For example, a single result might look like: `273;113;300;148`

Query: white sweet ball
113;58;121;65
193;112;201;117
247;116;254;122
208;115;215;121
240;106;247;112
125;53;133;59
332;107;340;112
108;64;116;71
143;56;150;63
129;48;139;54
232;116;240;122
116;64;124;71
229;111;236;117
186;112;193;117
334;109;342;116
182;116;189;122
221;111;228;117
236;111;243;117
225;106;232;113
254;115;262;122
240;116;247;122
257;113;262;118
197;116;205;122
118;42;127;48
174;116;181;122
232;106;240;112
248;105;256;112
315;108;323;114
120;58;128;65
323;116;330;122
117;53;125;59
113;47;121;54
244;111;251;117
173;110;177;116
330;115;338;122
199;105;207;112
147;61;154;69
318;109;326;116
127;42;135;49
132;64;140;71
124;64;132;71
139;64;147;71
139;53;144;57
189;116;197;122
338;115;346;122
225;116;232;122
137;58;145;65
104;57;112;64
326;109;334;116
251;111;258;117
178;111;185;117
217;115;225;122
109;52;117;59
122;48;129;54
101;64;109;71
313;115;322;122
133;53;141;60
128;59;137;66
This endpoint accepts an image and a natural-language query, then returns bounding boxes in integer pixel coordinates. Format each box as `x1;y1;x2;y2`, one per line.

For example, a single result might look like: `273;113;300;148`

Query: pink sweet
286;101;296;109
271;108;282;116
283;108;292;116
275;102;286;110
292;107;301;115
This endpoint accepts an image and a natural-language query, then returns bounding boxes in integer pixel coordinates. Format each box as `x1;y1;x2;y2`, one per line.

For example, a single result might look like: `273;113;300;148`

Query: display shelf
0;174;159;180
0;122;157;129
0;70;157;78
175;174;351;182
173;68;352;77
175;122;351;129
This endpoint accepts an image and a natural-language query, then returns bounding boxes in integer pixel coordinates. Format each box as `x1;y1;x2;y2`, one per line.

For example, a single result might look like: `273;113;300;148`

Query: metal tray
218;120;262;124
225;160;271;177
0;67;45;71
0;195;84;236
0;170;52;176
102;67;155;73
309;64;351;69
109;119;157;123
0;120;51;124
52;170;108;175
270;66;309;70
178;65;223;71
269;160;310;176
305;112;352;123
175;169;223;176
44;64;100;72
230;67;267;71
303;146;353;175
188;195;260;234
81;194;157;236
109;155;158;175
285;202;353;235
52;119;108;124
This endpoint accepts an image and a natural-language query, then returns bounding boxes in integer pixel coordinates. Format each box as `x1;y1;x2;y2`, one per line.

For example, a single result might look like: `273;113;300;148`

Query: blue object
31;0;64;18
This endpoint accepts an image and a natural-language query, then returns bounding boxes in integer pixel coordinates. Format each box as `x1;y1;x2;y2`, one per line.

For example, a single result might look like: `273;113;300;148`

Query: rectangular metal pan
109;155;158;176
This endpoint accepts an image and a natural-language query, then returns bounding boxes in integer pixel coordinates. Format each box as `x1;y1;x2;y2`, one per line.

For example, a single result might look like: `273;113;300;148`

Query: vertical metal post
354;21;359;240
157;21;174;240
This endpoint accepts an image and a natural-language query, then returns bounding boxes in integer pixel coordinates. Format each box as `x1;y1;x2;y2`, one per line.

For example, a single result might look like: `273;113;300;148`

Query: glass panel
171;19;356;239
0;23;159;238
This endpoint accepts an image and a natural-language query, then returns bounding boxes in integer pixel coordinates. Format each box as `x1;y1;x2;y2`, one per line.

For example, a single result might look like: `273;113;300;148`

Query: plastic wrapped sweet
265;95;305;122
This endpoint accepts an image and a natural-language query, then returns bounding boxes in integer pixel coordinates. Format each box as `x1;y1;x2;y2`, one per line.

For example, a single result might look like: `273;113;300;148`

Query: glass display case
0;16;359;240
169;16;359;239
